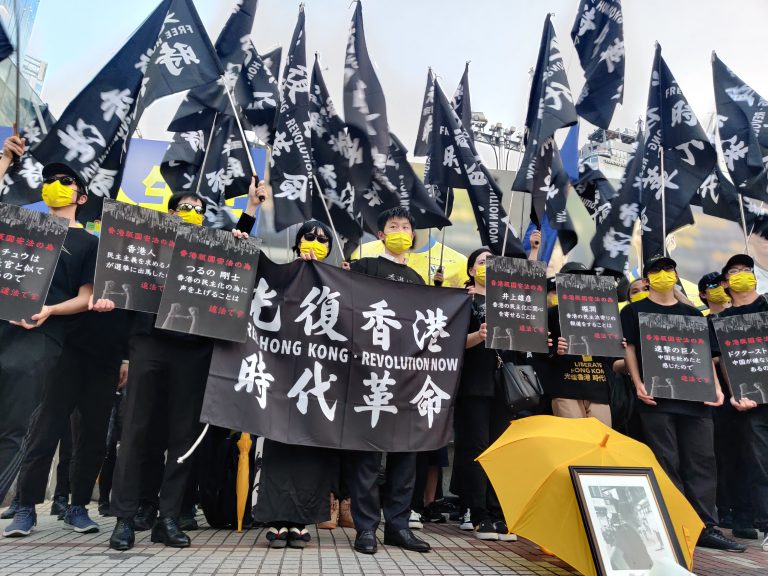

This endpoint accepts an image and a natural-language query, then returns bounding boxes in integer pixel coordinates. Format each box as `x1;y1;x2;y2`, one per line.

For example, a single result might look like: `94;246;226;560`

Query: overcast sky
25;0;768;164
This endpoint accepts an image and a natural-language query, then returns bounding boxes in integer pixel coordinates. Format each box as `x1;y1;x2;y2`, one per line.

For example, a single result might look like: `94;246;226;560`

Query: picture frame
569;466;686;576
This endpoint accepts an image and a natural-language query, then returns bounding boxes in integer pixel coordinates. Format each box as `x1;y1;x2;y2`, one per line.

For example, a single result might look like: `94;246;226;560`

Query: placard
0;204;68;322
557;273;623;357
485;256;548;353
711;311;768;404
639;312;716;403
93;200;180;313
156;225;261;342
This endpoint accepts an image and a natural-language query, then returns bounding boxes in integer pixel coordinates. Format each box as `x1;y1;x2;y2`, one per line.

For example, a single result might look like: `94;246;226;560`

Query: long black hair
292;219;334;257
465;247;491;287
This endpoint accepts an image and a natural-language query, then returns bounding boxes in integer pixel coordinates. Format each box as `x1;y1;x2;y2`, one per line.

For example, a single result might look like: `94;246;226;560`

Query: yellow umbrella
235;432;252;532
477;416;703;576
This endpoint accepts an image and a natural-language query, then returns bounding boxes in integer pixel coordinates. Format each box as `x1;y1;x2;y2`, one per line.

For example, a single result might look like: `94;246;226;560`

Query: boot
339;498;355;529
317;494;339;529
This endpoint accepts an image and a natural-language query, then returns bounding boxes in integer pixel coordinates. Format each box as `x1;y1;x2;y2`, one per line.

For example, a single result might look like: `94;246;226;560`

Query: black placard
485;256;548;353
712;311;768;404
556;273;623;357
93;200;180;313
639;312;716;403
0;204;68;323
156;225;261;342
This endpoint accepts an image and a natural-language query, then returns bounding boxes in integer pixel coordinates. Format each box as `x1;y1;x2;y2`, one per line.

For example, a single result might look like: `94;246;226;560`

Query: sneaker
50;495;68;518
474;520;498;541
762;532;768;552
288;527;311;549
0;495;19;520
422;503;447;524
2;505;36;537
494;520;518;542
697;527;747;552
732;527;759;540
266;526;289;548
63;505;99;534
409;510;423;530
459;509;473;531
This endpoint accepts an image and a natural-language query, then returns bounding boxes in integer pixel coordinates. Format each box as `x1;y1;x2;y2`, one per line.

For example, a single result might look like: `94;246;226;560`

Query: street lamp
470;111;523;170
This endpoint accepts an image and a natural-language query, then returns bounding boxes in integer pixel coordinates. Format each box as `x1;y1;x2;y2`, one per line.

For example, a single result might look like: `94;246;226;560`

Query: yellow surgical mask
630;290;650;303
548;294;559;307
41;180;76;208
179;209;204;226
648;270;676;293
706;286;731;304
475;264;486;286
384;231;412;255
300;240;328;261
728;271;757;293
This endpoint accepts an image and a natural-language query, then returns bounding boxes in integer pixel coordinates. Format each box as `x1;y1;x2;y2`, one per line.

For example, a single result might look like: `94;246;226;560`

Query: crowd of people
0;134;766;560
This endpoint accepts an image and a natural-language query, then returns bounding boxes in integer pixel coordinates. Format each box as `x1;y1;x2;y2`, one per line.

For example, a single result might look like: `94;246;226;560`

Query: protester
620;255;745;552
699;272;731;316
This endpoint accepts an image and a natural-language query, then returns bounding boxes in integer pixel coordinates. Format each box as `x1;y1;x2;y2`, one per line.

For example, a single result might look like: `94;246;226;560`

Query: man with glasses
620;255;745;552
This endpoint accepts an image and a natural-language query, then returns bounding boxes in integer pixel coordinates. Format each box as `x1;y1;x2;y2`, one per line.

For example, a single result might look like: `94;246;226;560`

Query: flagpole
357;214;364;261
437;187;452;276
311;174;346;262
225;86;259;179
195;112;218;197
13;0;20;136
659;147;667;257
427;229;433;285
738;194;750;255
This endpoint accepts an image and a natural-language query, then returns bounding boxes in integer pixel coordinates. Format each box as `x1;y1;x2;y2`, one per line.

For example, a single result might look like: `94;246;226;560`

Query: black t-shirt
458;295;498;397
620;298;711;417
350;256;425;285
65;309;131;369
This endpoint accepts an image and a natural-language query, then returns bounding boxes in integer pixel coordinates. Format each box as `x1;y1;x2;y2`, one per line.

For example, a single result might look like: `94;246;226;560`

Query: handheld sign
93;200;180;313
156;225;261;342
712;311;768;404
0;204;68;323
556;273;623;357
639;312;716;403
485;256;548;353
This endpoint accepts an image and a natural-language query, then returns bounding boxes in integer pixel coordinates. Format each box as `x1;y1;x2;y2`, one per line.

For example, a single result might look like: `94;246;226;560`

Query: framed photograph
569;466;686;576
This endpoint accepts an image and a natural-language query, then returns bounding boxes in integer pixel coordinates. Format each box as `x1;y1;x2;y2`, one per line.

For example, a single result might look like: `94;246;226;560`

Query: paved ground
0;505;766;575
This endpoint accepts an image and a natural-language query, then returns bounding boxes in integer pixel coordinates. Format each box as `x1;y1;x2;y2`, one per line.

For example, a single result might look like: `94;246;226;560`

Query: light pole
470;111;523;170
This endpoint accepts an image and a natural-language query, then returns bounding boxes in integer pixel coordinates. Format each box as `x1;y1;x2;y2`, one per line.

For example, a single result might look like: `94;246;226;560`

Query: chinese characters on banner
156;225;261;342
639;313;717;403
556;273;623;357
0;204;68;322
200;257;471;451
93;200;180;313
712;311;768;404
485;256;548;353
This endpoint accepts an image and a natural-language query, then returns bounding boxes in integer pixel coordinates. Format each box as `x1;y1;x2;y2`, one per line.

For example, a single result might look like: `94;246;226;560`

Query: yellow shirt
356;240;469;288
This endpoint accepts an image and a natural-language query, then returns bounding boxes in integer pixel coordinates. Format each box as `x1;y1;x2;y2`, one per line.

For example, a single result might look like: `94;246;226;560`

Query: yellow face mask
178;209;204;226
648;270;676;293
475;264;486;286
728;271;757;293
630;290;650;303
300;240;328;261
706;286;731;304
41;180;76;208
548;294;559;307
383;231;412;255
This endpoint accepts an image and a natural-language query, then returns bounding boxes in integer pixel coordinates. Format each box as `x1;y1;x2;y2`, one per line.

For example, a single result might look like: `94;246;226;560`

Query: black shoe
719;511;734;529
383;528;431;552
0;495;19;519
732;527;759;540
133;503;158;531
422;504;446;524
178;507;198;532
51;495;68;519
150;516;191;548
697;527;747;552
109;518;135;551
98;500;112;517
354;530;378;554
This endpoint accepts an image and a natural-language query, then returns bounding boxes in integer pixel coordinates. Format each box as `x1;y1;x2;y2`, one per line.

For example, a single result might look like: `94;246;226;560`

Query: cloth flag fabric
0;20;13;62
413;69;435;157
573;165;616;224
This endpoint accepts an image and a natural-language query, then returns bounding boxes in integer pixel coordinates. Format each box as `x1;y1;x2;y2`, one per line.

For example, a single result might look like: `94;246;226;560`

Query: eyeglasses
648;265;676;274
705;283;721;290
44;175;78;187
177;203;205;215
727;267;753;276
303;233;329;244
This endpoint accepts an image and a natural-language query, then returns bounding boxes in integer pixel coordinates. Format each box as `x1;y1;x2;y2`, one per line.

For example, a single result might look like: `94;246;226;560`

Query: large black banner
0;204;68;322
712;311;768;404
485;256;548;353
639;313;716;403
200;257;471;451
94;200;180;313
556;273;623;357
156;226;261;342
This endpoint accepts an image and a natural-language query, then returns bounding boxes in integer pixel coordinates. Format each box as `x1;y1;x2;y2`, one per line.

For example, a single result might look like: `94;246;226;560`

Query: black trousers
17;347;119;506
0;327;62;502
348;451;416;532
714;404;753;528
453;395;511;523
747;407;768;530
98;393;122;504
110;335;212;520
53;416;74;499
640;411;718;526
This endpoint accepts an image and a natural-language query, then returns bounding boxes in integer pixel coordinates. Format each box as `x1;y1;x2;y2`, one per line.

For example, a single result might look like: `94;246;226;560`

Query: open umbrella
477;416;703;576
235;432;252;532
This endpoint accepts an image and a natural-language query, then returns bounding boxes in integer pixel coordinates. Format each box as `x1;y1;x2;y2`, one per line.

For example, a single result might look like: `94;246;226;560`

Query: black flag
571;0;625;129
413;69;434;157
638;44;716;261
31;0;222;198
452;62;473;135
573;165;617;224
693;166;746;225
712;53;768;202
0;20;13;62
270;5;312;232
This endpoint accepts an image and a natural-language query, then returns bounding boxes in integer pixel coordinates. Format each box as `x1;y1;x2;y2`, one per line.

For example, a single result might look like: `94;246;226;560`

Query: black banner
200;257;471;451
712;311;768;404
94;200;180;313
485;256;548;353
556;273;623;357
156;226;261;342
639;313;716;403
0;204;68;322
